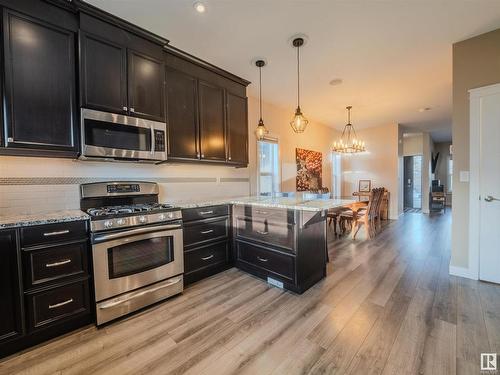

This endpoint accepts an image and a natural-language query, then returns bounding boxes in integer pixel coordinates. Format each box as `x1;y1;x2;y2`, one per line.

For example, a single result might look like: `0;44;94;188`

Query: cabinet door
79;32;127;114
2;9;77;154
0;230;23;343
128;50;165;122
166;68;199;160
199;81;226;161
226;93;248;165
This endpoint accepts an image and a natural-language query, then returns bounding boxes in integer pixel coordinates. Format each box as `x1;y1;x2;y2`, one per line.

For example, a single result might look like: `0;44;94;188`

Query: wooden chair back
366;188;384;219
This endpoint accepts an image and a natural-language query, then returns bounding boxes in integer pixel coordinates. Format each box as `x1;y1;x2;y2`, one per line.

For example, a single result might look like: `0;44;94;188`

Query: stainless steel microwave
79;108;167;163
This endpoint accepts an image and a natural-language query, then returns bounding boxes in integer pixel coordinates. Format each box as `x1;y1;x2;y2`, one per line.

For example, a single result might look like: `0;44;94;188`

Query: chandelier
332;106;366;153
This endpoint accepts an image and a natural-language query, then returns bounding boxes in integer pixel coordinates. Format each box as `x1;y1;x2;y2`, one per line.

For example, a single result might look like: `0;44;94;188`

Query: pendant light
255;59;269;140
332;106;366;153
290;37;308;133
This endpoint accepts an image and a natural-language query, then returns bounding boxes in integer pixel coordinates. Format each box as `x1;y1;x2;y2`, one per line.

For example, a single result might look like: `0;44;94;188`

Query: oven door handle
93;223;182;243
98;277;183;309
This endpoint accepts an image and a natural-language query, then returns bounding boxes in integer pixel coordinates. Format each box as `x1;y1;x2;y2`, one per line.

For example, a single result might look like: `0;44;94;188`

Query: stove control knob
159;214;166;221
104;220;113;228
167;212;174;219
117;218;126;226
138;216;147;223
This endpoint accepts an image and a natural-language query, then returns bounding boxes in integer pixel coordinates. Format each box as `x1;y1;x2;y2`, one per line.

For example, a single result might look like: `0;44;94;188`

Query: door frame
468;83;500;280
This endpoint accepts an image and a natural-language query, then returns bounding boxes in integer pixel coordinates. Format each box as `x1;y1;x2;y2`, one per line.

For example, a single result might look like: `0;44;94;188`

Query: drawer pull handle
49;298;73;309
256;210;268;215
46;259;72;268
200;211;214;215
43;230;70;237
200;229;214;234
257;256;268;262
201;254;214;261
257;230;269;235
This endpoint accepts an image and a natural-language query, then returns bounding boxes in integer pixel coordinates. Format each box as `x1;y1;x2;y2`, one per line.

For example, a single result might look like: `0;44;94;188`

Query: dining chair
341;187;384;239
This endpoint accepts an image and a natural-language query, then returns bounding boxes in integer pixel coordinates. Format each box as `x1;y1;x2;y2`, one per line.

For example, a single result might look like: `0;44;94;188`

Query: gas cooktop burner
87;203;175;217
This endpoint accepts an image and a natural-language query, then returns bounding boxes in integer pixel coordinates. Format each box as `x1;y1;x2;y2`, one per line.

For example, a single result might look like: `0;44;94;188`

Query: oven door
80;108;166;162
92;223;183;302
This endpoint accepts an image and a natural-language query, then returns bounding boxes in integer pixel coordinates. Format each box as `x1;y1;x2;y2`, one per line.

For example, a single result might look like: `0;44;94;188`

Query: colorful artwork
296;148;322;191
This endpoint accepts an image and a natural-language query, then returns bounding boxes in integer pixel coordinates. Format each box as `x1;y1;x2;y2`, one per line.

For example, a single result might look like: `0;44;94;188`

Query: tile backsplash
0;156;250;215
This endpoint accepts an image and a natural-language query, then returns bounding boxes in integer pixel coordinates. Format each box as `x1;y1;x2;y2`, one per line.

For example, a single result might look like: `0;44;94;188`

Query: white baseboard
449;265;478;280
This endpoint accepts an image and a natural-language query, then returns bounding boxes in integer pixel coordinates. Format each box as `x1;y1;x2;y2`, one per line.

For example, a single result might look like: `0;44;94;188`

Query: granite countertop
171;196;356;212
0;209;90;229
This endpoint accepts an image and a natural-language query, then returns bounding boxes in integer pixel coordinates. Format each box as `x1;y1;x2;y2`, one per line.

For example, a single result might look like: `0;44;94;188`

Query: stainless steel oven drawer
96;276;183;325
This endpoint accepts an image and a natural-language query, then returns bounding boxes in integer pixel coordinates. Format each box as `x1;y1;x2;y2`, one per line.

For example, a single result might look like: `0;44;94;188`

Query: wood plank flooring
1;210;497;375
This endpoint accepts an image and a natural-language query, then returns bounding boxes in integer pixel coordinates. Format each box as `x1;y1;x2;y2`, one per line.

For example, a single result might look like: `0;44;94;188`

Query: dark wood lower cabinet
0;223;93;359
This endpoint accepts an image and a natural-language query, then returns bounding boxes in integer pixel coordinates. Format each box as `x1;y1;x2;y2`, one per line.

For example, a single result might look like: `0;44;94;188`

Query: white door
475;88;500;283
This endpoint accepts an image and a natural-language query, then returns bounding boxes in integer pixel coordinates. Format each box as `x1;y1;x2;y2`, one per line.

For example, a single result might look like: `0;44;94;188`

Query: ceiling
87;0;500;142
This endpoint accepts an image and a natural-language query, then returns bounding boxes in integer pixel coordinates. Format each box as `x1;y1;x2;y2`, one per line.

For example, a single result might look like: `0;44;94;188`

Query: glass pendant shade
290;106;308;133
255;118;269;140
332;106;366;154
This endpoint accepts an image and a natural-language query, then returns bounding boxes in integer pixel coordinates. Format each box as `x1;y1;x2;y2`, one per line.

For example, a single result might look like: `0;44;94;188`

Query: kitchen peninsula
176;195;354;293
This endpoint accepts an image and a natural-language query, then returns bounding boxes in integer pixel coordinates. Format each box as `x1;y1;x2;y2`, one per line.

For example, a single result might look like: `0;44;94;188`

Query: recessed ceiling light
419;107;432;112
329;78;343;86
193;2;206;13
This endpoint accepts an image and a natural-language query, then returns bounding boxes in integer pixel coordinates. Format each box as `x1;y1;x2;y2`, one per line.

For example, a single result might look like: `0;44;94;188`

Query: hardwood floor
1;210;498;375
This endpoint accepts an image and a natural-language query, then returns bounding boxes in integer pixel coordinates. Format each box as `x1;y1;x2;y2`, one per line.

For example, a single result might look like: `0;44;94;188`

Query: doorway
403;155;422;211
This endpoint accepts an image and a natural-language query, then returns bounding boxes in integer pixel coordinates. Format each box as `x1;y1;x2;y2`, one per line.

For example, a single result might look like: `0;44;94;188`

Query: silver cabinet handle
130;107;135;113
49;298;73;309
43;230;70;237
99;277;182;309
200;229;214;234
255;210;268;215
122;106;128;111
228;156;232;161
199;210;214;215
201;154;205;158
201;254;214;261
485;195;500;202
257;230;269;235
46;259;71;268
257;256;268;262
150;125;155;155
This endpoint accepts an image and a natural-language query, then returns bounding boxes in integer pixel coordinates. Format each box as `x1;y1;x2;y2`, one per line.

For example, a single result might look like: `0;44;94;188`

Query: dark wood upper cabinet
226;92;248;165
128;50;165;122
199;81;226;161
0;229;23;345
2;9;78;156
79;32;127;115
166;68;199;160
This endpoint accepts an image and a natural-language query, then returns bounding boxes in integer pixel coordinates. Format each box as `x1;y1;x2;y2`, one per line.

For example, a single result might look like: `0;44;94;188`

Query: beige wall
451;28;500;269
403;134;424;156
247;96;338;195
341;123;401;219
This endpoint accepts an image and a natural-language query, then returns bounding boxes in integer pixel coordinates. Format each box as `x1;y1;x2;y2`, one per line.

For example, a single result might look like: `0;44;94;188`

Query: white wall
341;123;401;219
403;133;424;156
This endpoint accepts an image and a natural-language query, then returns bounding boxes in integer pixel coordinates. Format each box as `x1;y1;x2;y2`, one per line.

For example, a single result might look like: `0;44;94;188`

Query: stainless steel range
80;181;183;325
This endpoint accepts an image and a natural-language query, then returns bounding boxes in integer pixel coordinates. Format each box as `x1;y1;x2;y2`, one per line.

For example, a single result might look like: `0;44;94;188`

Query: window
257;138;280;194
447;157;453;193
331;152;342;197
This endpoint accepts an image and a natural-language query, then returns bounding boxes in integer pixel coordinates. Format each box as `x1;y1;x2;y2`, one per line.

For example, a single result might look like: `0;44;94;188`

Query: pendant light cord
297;45;300;108
259;65;263;121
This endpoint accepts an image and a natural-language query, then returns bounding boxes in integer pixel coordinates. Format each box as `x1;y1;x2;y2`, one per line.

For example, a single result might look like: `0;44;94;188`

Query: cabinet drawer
182;205;229;222
235;217;295;252
23;241;88;289
184;241;229;274
236;240;294;281
25;279;90;331
183;217;229;247
21;221;88;247
233;205;296;225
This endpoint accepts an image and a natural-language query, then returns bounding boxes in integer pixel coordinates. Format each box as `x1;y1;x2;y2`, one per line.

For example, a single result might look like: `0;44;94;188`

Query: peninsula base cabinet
0;222;92;359
233;205;327;294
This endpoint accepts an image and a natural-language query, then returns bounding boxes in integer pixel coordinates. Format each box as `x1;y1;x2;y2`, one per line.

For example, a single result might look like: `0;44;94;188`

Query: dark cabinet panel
183;217;229;248
2;9;77;155
198;81;226;161
0;230;23;343
185;240;229;275
182;205;230;222
80;32;127;114
128;50;165;121
166;68;199;159
226;93;248;165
